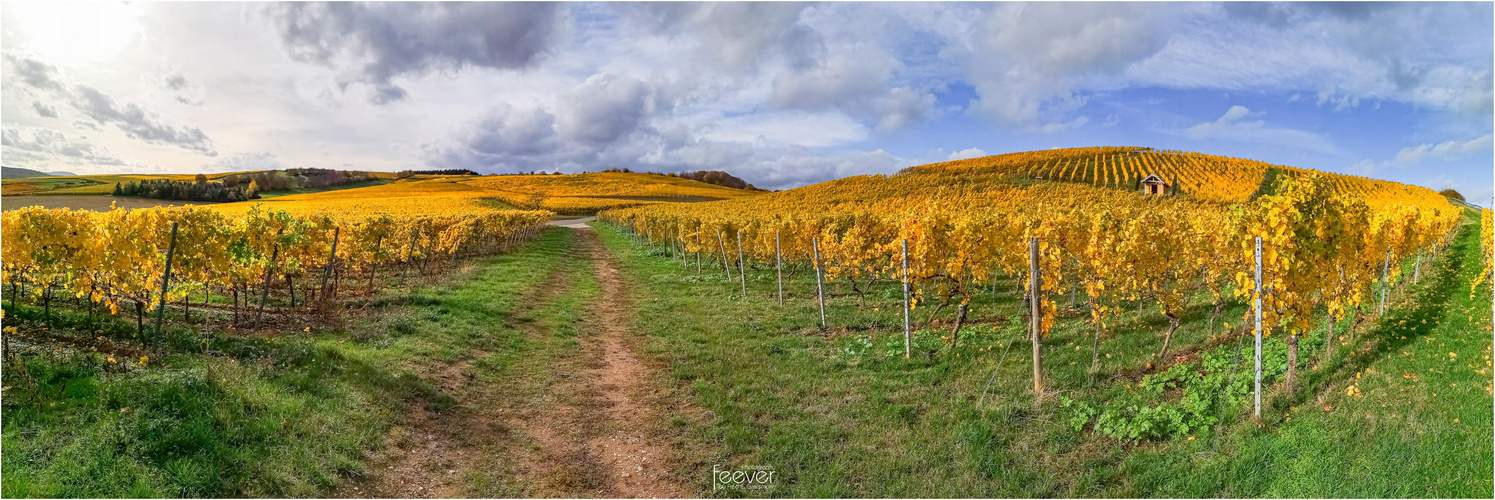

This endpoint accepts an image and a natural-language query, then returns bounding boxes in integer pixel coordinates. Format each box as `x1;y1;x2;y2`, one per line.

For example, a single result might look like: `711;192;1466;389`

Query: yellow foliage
601;147;1460;341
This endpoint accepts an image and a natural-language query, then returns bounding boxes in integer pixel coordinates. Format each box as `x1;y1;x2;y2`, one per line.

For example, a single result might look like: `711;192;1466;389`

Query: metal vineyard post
902;239;911;359
813;237;826;329
1029;237;1043;396
1379;250;1390;315
1254;236;1262;419
775;231;783;306
737;231;746;297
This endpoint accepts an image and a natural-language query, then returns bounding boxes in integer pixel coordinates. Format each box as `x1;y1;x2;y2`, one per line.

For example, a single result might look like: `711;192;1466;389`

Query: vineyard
601;147;1466;431
213;176;512;218
1;201;551;340
912;146;1454;209
0;148;1488;497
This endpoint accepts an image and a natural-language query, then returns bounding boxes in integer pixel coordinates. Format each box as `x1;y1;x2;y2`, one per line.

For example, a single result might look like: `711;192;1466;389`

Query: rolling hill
201;171;763;218
2;166;54;178
458;171;762;215
911;146;1449;209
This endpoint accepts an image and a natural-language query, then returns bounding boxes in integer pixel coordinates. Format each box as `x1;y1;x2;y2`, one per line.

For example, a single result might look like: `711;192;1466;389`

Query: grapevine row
2;204;551;336
600;173;1461;372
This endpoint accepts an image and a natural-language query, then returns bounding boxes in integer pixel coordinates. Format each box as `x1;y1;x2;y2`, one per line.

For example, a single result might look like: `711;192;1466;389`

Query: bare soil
338;226;688;498
576;228;688;498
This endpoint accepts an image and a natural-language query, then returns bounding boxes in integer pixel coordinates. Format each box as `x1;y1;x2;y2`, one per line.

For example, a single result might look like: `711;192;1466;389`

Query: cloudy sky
2;2;1491;201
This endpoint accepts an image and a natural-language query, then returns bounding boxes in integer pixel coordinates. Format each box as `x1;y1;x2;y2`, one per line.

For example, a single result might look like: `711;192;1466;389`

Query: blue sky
2;2;1490;203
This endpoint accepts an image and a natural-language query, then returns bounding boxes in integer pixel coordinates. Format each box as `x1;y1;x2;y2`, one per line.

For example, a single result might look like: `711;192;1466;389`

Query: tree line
115;169;380;203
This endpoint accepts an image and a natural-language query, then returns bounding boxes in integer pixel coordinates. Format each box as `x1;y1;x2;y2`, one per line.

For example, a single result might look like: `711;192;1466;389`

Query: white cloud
698;111;869;148
1;125;128;171
1393;134;1493;165
948;147;987;161
1027;116;1090;134
200;151;288;173
2;53;217;156
1184;105;1337;154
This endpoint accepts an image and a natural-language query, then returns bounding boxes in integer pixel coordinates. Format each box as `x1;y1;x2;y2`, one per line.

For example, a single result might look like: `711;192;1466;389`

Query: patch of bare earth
576;228;689;498
338;228;689;498
337;257;579;498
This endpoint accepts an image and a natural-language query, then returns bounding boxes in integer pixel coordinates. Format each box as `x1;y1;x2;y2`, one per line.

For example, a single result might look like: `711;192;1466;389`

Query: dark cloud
165;72;188;91
31;100;58;118
555;74;652;145
164;72;204;105
466;103;560;157
620;2;823;71
69;85;217;156
1;126;128;167
267;2;562;103
3;54;66;92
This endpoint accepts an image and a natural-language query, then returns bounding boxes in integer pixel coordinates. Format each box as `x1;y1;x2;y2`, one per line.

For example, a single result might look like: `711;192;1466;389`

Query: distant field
0;171;756;216
207;176;508;218
0;195;214;212
1;172;249;196
192;173;764;218
460;172;760;214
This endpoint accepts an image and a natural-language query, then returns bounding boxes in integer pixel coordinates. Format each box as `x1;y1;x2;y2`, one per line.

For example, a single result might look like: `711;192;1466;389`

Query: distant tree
1440;188;1465;202
679;170;757;190
112;182;123;196
411;169;478;176
195;173;208;184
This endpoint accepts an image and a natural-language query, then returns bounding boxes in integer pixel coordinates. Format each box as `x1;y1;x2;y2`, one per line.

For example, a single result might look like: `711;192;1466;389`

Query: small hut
1139;174;1169;196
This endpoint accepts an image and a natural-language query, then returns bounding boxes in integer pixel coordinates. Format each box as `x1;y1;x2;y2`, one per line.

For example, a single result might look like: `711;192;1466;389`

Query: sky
1;2;1491;202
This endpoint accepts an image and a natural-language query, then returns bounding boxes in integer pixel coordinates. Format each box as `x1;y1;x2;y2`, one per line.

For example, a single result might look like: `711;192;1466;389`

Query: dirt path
338;226;687;498
575;228;688;498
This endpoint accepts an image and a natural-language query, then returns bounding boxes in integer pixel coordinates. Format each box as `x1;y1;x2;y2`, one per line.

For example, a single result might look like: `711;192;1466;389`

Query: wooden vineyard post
1029;237;1043;396
813;237;826;329
152;222;179;343
255;228;284;329
902;239;911;359
737;232;747;297
775;231;783;306
1379;250;1390;315
364;234;381;300
1253;236;1263;419
320;227;340;308
696;233;702;276
717;229;732;280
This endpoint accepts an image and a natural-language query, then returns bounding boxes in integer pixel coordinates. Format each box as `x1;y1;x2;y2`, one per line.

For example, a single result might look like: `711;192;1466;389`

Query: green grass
591;214;1492;498
1;228;585;497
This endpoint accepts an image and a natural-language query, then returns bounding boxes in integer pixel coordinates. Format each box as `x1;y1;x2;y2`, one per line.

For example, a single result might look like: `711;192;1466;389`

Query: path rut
576;227;688;498
338;225;687;498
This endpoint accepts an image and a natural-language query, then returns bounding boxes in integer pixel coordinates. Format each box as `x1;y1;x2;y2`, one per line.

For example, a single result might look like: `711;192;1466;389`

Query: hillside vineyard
600;147;1463;344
